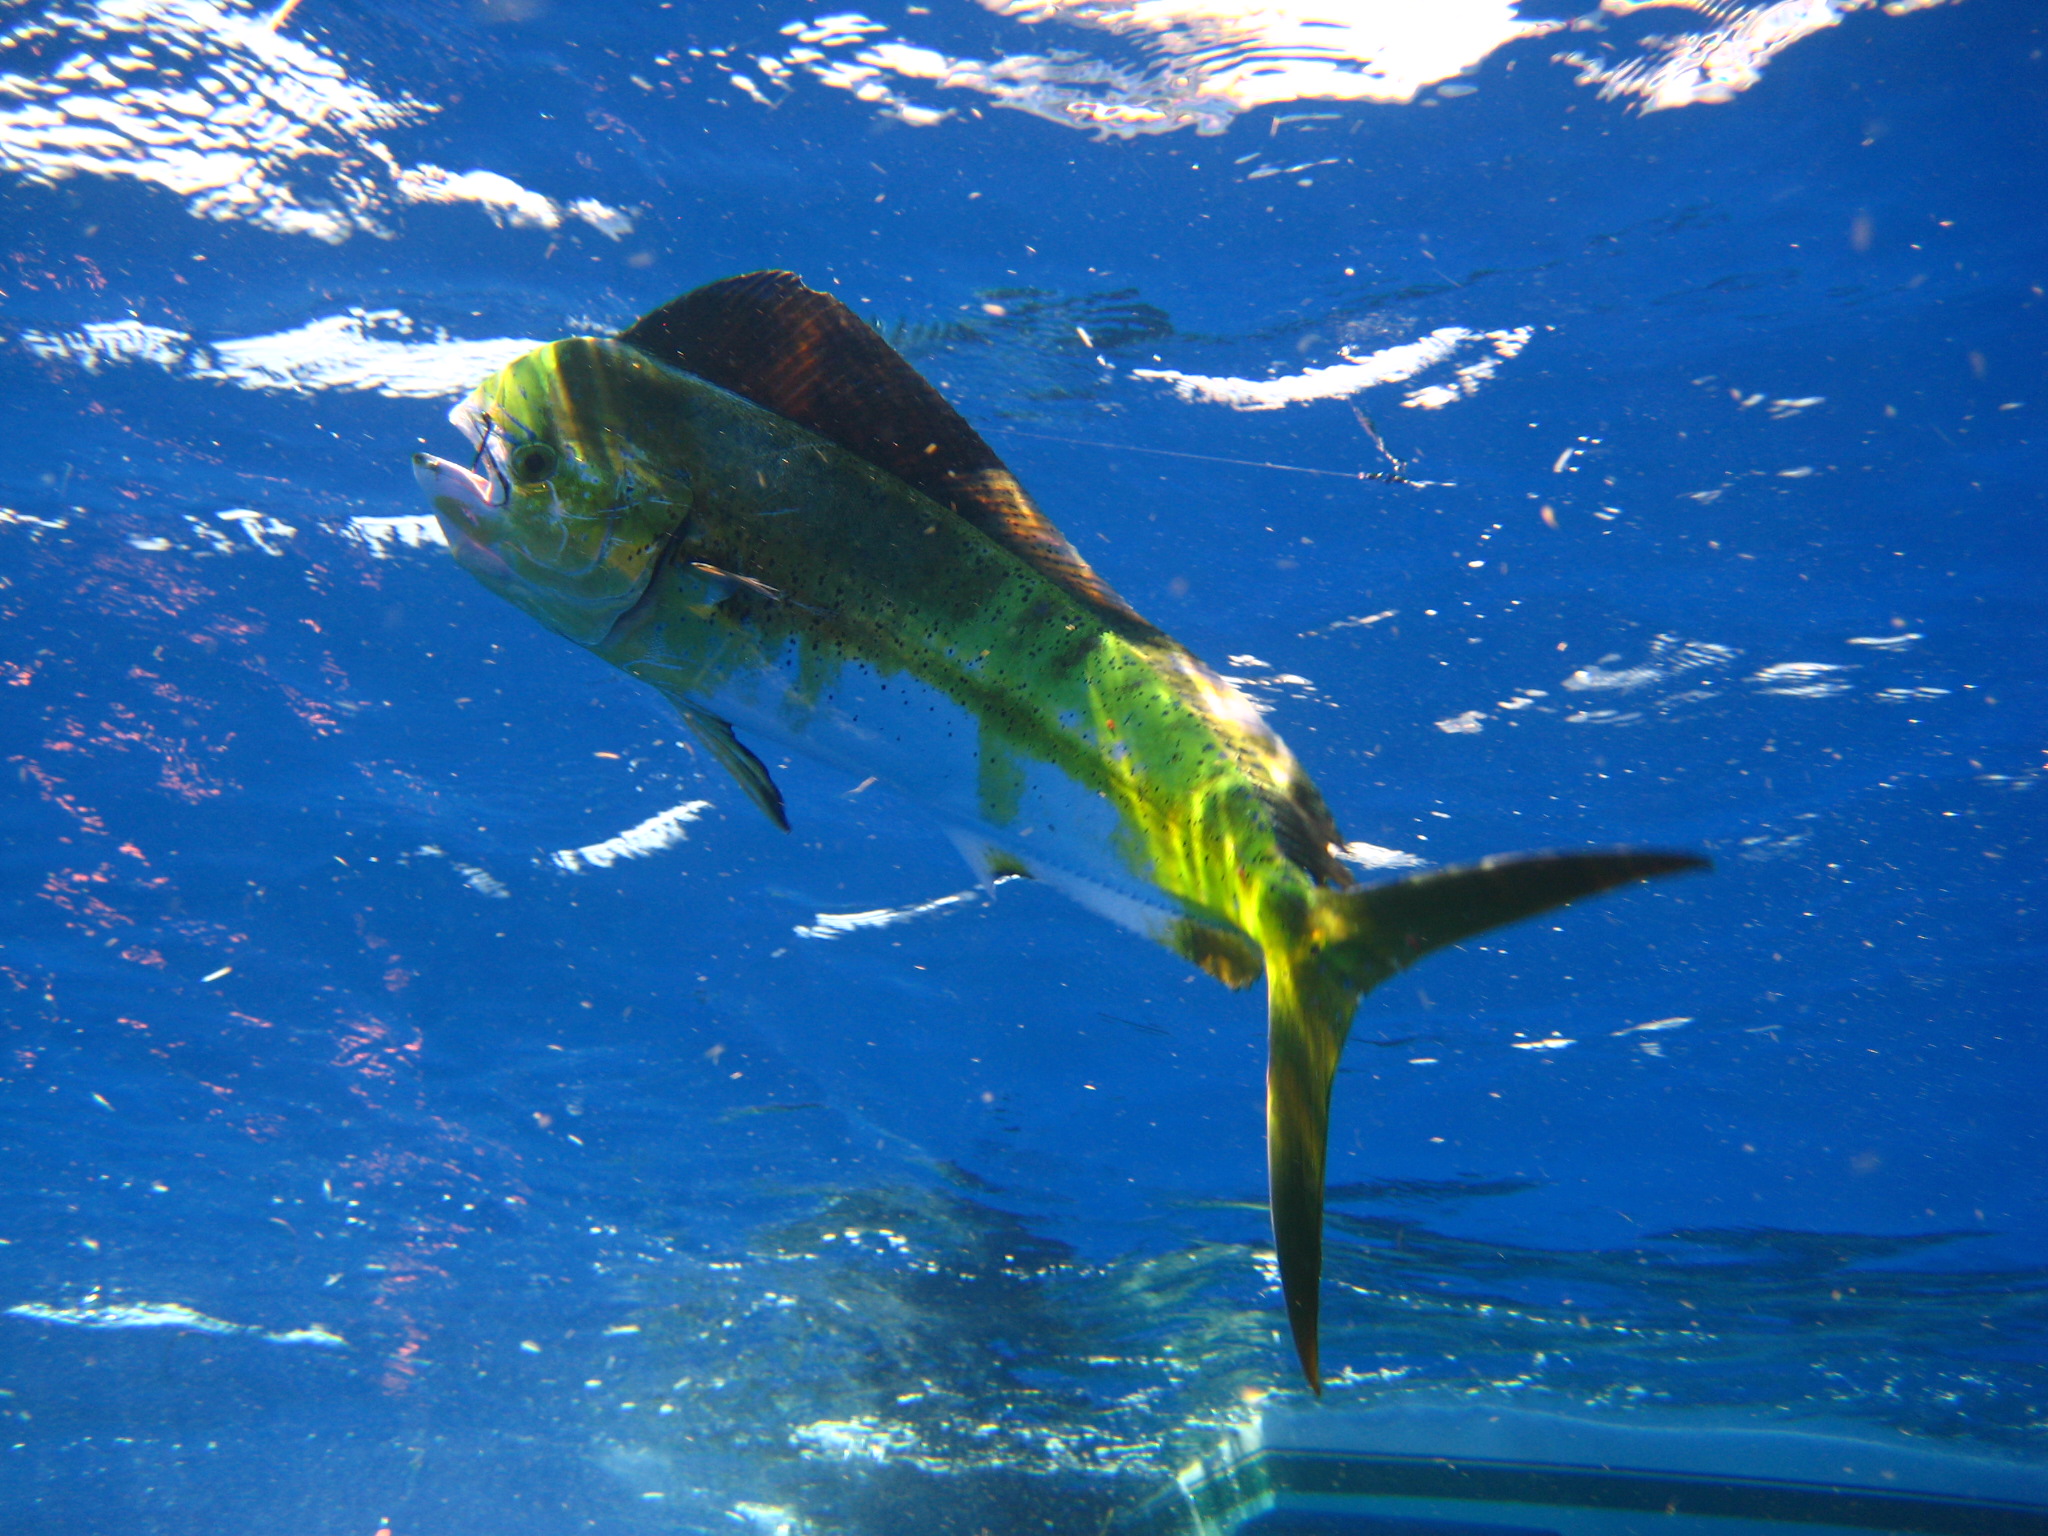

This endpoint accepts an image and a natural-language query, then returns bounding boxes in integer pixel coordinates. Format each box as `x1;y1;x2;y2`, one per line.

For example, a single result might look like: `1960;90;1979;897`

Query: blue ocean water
0;0;2042;1531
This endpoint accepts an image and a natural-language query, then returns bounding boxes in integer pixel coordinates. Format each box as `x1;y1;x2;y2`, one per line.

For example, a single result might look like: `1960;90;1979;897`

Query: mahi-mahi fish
412;271;1705;1391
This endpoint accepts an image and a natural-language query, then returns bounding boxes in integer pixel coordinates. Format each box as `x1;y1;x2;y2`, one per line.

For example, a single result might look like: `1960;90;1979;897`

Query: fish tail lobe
1263;846;1708;1395
1264;944;1357;1398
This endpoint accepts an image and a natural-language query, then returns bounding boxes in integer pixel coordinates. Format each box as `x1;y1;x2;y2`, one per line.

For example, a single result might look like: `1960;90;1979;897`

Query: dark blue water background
0;0;2042;1531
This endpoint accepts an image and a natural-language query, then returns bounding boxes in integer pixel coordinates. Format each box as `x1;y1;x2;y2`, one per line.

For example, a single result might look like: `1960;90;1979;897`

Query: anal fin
677;702;789;831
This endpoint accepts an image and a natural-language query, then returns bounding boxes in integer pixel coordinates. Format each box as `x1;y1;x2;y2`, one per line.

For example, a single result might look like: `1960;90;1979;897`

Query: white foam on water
730;1503;810;1536
755;0;1952;137
342;514;448;558
395;164;636;238
1556;0;1950;115
215;507;295;554
0;0;622;240
1136;327;1466;409
17;309;539;399
410;844;514;897
1400;327;1533;409
789;1416;921;1462
1613;1015;1693;1035
794;887;983;940
565;196;637;239
764;0;1554;135
395;164;564;229
1561;635;1739;695
19;318;190;371
1750;661;1854;697
1134;327;1529;411
192;310;540;397
0;507;71;535
553;801;713;873
8;1299;345;1346
454;862;510;898
1332;841;1428;870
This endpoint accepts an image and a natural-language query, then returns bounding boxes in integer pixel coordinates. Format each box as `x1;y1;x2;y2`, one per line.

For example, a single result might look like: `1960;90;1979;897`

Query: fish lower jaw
408;459;507;583
412;453;498;523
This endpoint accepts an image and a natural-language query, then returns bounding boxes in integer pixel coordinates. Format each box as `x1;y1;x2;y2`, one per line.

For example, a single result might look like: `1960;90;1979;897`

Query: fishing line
471;417;510;505
1350;405;1408;478
992;427;1446;487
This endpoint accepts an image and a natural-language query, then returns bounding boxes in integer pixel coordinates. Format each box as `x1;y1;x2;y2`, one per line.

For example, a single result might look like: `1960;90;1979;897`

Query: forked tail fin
1265;848;1707;1394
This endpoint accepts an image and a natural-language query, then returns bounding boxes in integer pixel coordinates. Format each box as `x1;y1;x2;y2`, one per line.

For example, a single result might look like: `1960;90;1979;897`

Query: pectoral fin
676;703;790;831
687;561;785;606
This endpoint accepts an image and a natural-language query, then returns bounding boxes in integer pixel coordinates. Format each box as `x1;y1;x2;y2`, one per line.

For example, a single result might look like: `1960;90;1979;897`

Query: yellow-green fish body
413;272;1703;1390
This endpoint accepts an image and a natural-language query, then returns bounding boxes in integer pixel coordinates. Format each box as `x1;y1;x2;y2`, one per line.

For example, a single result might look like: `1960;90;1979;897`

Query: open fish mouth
411;452;513;584
412;452;495;522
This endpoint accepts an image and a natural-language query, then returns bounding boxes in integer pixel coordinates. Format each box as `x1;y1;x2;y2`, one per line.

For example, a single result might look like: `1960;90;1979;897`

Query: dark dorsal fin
618;271;1157;637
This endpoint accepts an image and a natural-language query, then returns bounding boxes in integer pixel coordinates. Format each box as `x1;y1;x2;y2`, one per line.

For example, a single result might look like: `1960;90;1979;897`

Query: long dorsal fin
618;271;1157;638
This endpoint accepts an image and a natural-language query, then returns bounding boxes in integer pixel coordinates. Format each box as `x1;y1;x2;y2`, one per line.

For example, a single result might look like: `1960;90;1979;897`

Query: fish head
412;339;692;647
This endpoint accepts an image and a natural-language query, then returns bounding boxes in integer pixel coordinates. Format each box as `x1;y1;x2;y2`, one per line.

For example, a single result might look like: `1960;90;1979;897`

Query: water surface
1;1;2043;1531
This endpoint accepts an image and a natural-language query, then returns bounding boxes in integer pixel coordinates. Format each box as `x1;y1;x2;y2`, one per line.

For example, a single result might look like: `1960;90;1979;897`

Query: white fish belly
692;644;1181;930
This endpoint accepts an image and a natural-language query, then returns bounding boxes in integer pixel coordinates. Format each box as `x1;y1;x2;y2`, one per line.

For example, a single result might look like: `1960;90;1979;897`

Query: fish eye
510;442;559;485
